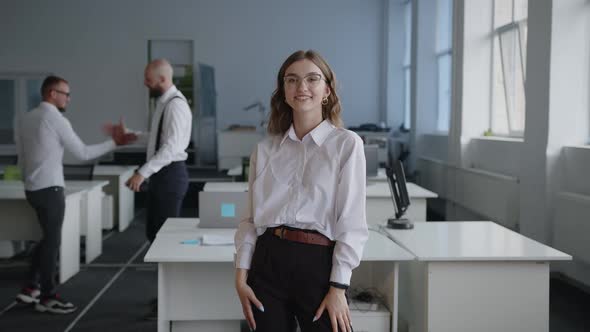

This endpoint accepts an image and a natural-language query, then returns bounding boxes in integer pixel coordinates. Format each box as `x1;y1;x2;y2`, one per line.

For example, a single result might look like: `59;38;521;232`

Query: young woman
234;50;368;332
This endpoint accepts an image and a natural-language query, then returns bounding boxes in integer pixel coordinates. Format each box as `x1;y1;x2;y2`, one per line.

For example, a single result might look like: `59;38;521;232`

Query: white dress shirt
234;120;369;285
137;85;192;179
14;102;116;191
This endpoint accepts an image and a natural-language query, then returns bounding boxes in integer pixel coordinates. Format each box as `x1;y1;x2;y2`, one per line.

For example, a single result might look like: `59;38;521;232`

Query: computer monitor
364;144;379;177
385;160;413;229
198;191;248;228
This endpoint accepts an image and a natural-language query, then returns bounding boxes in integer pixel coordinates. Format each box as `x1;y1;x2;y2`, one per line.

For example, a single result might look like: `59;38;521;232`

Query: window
490;0;528;136
435;0;453;132
0;74;45;144
402;0;412;130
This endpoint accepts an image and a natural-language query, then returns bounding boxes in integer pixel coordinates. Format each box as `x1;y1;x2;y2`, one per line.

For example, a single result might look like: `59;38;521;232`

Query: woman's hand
235;268;264;331
314;286;352;332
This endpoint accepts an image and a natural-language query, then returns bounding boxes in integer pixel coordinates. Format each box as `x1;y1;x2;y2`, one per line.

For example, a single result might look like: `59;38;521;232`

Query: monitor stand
387;218;414;230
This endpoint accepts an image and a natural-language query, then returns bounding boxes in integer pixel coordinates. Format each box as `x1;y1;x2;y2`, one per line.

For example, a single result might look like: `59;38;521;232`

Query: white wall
563;147;590;195
468;137;521;176
0;0;385;143
420;133;448;161
546;0;590;286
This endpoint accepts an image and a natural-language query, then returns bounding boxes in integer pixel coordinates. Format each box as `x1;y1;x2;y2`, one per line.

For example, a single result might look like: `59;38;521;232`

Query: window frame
434;0;453;133
489;0;528;137
402;0;412;130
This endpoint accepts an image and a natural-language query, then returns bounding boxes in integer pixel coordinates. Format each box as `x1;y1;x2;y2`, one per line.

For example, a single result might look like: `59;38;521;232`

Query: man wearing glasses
13;75;136;314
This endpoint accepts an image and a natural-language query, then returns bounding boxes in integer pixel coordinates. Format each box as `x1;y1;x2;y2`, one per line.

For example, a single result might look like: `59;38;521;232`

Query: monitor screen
386;160;411;219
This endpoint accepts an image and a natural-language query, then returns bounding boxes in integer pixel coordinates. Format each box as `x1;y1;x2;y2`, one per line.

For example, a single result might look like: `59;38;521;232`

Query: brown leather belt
271;227;335;247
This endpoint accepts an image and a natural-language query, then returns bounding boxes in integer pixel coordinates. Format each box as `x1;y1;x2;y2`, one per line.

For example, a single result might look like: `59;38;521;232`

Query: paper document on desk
201;234;234;246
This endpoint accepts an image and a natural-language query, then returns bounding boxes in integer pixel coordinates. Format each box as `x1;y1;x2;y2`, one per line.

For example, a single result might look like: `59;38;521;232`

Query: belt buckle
279;227;286;240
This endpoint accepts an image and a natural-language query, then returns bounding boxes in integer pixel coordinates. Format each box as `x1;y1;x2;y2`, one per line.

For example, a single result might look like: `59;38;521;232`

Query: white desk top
204;182;248;192
364;229;414;261
94;165;137;176
385;221;572;261
146;218;414;263
145;225;237;262
366;182;438;198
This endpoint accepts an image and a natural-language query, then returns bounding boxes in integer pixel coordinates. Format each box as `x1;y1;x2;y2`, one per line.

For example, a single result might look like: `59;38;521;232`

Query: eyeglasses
283;73;326;88
53;89;71;97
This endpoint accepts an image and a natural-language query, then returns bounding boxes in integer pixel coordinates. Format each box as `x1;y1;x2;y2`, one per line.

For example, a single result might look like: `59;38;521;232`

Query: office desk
93;165;136;231
0;180;108;263
385;222;572;332
63;181;108;263
0;187;84;283
145;218;414;332
366;182;437;223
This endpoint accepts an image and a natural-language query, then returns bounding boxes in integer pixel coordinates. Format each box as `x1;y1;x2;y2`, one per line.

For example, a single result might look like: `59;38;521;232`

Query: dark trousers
146;161;188;242
25;186;65;296
248;230;346;332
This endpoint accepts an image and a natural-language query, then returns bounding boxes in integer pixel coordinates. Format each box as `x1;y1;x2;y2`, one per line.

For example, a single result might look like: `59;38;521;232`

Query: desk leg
96;175;118;230
158;263;171;332
404;261;550;332
373;262;399;332
59;196;80;283
85;189;102;263
118;170;135;232
392;263;399;332
398;261;429;332
428;261;549;332
353;261;399;332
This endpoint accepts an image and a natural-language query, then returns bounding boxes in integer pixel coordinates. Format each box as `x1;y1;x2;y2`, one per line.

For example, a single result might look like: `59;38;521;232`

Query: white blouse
234;120;368;285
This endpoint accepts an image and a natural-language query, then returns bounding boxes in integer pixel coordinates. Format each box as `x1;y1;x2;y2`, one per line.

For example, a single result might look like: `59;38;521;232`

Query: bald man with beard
124;59;192;244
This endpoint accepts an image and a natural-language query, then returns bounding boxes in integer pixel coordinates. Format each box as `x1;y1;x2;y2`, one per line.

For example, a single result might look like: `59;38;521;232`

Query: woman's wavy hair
267;50;342;136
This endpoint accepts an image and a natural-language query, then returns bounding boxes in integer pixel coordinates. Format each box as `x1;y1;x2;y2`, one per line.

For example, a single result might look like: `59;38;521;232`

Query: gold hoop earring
321;97;328;105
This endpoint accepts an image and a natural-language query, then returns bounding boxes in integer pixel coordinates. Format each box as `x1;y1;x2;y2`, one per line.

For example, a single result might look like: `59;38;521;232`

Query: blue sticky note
180;239;200;245
221;203;236;218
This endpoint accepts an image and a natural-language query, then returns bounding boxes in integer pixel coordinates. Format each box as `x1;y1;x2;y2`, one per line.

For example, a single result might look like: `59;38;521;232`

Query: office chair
63;164;95;181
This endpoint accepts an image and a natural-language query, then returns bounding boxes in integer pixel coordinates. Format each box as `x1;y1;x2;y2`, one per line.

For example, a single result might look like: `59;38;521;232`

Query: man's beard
57;107;66;113
149;88;163;99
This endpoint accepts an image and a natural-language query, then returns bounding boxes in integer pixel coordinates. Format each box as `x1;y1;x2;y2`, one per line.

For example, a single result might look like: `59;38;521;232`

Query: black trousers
25;186;65;296
248;229;347;332
146;161;188;242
